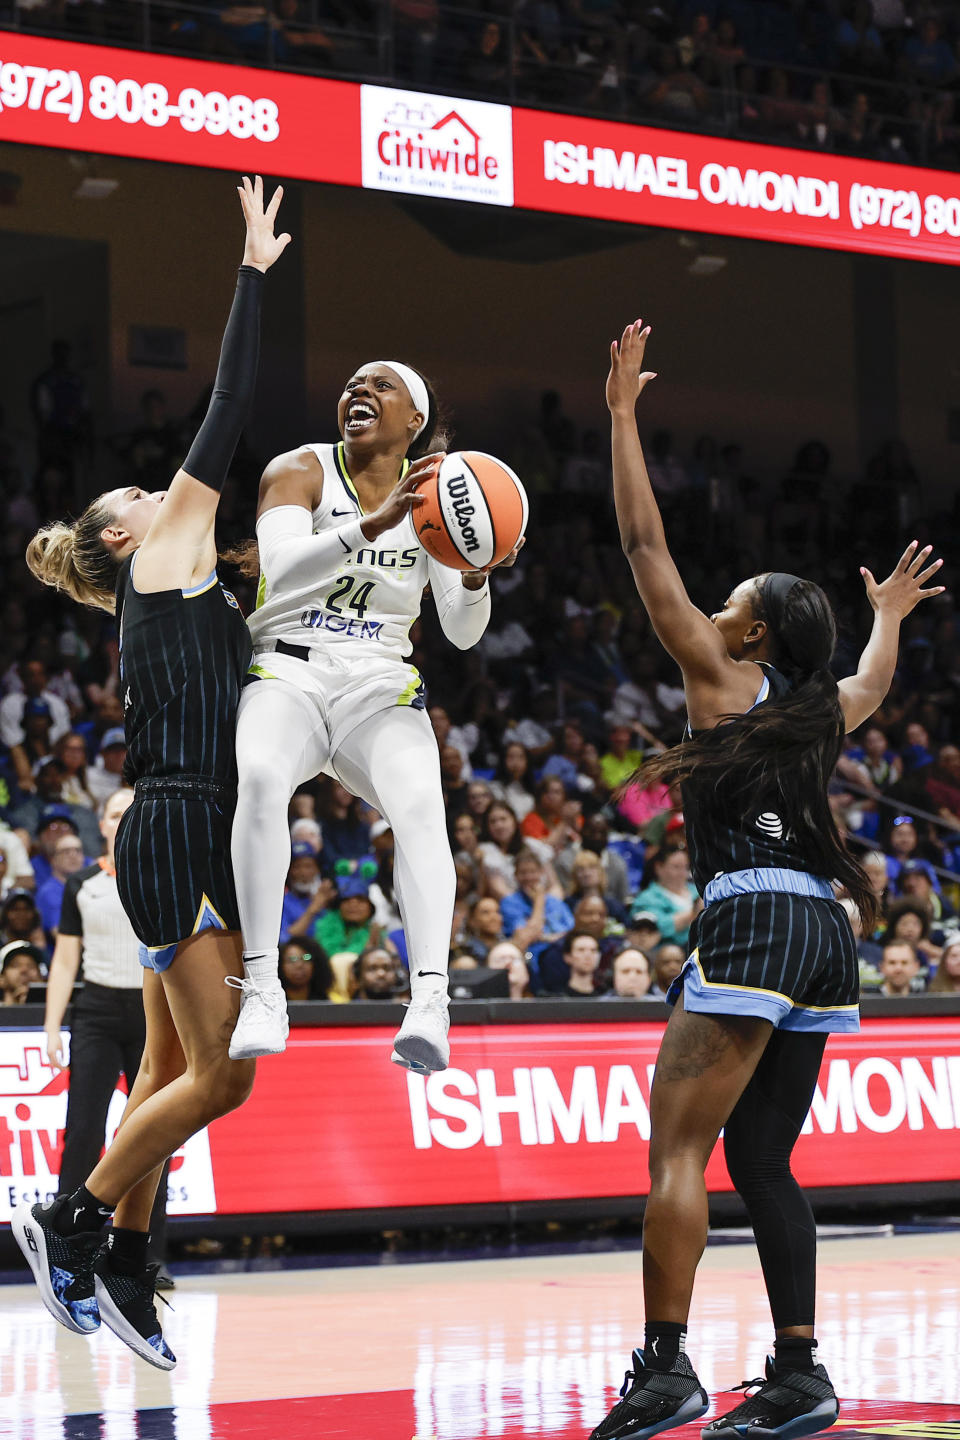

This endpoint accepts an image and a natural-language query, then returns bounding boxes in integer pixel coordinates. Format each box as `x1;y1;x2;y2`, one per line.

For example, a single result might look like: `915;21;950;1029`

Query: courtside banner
3;33;960;264
0;1030;215;1222
0;32;360;186
510;107;960;264
2;1017;959;1219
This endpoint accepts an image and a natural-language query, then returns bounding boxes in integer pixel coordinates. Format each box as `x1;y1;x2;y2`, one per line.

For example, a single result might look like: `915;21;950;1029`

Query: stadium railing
0;1;949;170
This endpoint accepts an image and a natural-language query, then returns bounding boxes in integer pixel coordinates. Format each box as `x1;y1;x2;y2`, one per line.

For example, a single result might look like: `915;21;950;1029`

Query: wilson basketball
414;451;528;571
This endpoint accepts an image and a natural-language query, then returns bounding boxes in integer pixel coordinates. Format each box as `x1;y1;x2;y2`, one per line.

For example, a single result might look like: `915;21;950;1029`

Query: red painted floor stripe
49;1391;956;1440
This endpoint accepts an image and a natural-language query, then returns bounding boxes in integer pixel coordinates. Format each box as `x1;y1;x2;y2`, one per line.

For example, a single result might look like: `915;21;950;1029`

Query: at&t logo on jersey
360;86;514;206
755;812;785;840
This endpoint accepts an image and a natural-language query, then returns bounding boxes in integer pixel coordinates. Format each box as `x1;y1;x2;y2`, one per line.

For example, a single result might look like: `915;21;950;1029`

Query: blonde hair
930;936;960;993
26;496;121;614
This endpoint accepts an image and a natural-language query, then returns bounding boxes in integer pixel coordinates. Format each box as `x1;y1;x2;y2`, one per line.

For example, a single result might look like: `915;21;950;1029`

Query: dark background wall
1;140;957;499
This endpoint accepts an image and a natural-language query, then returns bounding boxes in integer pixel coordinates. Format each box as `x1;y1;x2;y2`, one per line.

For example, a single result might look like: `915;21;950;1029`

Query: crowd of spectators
11;0;960;170
5;338;960;1014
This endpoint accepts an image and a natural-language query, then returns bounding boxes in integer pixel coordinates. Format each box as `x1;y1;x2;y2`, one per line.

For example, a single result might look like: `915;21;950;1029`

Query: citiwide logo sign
360;85;514;206
0;1032;216;1221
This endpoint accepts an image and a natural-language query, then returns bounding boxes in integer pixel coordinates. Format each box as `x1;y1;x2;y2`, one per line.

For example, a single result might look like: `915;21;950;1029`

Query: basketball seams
467;452;525;551
435;476;465;563
463;455;497;568
437;456;494;568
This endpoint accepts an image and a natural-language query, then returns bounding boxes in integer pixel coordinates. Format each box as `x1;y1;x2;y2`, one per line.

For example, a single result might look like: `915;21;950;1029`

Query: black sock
51;1185;114;1235
643;1321;686;1372
774;1337;817;1373
106;1226;151;1276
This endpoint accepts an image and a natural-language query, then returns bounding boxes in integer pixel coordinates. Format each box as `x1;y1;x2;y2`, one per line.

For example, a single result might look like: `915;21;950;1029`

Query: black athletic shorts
670;889;860;1033
115;775;240;972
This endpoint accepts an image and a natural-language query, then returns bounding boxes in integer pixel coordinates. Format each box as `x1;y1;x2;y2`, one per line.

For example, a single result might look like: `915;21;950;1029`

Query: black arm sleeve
182;264;264;492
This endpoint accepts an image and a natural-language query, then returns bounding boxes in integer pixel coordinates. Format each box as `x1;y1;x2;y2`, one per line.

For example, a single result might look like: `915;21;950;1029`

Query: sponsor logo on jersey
361;86;514;206
300;610;384;640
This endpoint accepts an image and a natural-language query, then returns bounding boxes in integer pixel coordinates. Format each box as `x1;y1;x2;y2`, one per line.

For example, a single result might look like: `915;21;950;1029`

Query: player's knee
724;1140;788;1199
390;780;448;839
202;1056;255;1119
237;751;285;810
140;1046;186;1092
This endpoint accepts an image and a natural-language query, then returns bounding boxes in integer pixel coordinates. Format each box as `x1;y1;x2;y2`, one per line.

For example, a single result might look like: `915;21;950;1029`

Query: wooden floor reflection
2;1230;958;1439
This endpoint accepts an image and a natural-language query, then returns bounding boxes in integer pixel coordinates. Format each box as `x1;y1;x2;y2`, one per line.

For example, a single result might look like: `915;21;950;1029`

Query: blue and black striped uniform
672;663;860;1031
114;554;252;971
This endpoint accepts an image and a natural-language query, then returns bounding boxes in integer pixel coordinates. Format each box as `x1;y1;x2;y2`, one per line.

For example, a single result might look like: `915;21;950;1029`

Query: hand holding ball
414;452;528;572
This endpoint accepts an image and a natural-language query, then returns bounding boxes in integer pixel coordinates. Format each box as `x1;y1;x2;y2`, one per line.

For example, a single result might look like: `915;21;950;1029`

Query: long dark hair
480;801;523;856
223;365;450;578
402;364;451;459
635;574;876;928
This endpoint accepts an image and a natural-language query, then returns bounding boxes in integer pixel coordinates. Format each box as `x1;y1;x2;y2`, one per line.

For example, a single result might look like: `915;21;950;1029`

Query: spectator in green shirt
599;724;646;792
312;876;378;957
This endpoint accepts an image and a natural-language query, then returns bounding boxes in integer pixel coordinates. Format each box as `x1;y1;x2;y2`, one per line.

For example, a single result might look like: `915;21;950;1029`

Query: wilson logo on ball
416;451;528;572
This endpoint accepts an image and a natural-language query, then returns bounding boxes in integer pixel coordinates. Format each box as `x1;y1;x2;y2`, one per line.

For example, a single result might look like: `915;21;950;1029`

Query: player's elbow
622;533;658;563
445;620;488;651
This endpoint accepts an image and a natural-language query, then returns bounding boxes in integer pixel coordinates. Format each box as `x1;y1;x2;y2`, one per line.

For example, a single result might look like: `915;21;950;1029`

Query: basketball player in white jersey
229;362;517;1068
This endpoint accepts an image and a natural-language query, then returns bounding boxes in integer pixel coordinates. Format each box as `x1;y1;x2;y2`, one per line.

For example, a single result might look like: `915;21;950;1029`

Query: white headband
379;360;430;439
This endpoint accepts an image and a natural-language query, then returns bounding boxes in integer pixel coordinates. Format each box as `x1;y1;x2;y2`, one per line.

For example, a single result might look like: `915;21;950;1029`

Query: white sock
242;951;280;987
411;968;449;998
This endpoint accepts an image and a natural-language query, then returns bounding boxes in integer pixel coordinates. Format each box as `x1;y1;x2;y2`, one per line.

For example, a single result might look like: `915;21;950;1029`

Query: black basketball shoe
702;1356;839;1439
590;1350;709;1440
12;1199;101;1335
93;1251;176;1370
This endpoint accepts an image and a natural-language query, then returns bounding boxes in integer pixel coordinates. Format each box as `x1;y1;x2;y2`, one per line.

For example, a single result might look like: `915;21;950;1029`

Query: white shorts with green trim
246;642;425;761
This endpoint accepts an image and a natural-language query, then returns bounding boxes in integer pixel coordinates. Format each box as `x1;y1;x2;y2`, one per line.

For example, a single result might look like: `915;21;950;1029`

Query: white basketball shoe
226;976;290;1059
391;986;450;1074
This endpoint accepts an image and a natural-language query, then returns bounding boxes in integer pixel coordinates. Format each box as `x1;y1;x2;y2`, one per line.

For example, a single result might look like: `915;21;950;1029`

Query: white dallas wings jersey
247;442;432;662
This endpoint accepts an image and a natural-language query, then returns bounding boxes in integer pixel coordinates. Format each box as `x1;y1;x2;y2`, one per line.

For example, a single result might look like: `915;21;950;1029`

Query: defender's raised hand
860;541;945;619
239;174;292;273
607;319;658;415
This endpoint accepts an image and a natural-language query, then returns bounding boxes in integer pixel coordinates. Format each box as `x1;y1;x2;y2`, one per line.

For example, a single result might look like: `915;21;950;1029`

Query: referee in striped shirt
43;788;169;1272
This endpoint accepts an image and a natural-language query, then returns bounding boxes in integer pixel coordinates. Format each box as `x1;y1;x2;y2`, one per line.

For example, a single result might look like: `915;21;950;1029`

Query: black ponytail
401;365;453;460
636;575;877;930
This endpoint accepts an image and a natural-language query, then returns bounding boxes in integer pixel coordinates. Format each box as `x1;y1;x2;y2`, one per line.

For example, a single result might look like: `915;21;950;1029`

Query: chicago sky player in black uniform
591;320;945;1440
14;176;290;1369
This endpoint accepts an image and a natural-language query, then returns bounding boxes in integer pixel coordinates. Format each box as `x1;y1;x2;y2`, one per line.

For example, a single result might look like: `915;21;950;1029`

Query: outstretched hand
860;541;945;618
607;319;657;415
239;174;292;273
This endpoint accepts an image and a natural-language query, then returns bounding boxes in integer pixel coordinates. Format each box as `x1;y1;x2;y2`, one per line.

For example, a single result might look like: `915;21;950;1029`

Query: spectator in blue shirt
542;722;586;792
905;18;956;86
500;848;574;983
35;831;87;937
279;842;334;944
10;773;101;867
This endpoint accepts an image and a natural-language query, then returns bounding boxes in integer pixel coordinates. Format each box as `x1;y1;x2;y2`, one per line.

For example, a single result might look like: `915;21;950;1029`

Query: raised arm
132;175;290;593
838;542;945;732
607;322;733;691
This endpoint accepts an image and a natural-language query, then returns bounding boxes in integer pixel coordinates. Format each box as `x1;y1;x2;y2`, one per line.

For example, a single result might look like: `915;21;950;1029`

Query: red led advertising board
3;1016;959;1221
2;32;960;264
